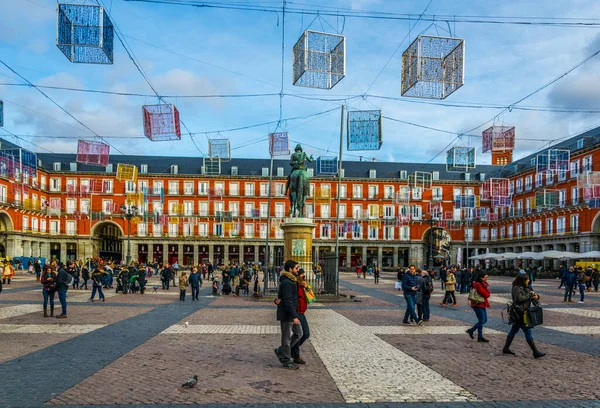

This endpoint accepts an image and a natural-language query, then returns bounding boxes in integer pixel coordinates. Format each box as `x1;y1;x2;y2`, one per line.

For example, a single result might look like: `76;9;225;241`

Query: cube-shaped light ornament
56;4;114;64
76;139;110;167
293;30;345;89
116;163;137;182
269;132;290;156
316;156;338;175
482;126;515;153
209;139;231;161
446;146;476;172
347;110;382;151
143;104;181;141
401;35;465;100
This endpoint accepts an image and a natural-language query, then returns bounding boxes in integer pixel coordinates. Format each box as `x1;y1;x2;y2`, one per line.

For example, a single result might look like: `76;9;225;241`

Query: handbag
468;287;485;304
525;299;543;327
394;281;402;290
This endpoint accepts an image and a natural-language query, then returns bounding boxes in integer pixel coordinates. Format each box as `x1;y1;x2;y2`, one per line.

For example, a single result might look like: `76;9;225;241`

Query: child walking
179;271;188;301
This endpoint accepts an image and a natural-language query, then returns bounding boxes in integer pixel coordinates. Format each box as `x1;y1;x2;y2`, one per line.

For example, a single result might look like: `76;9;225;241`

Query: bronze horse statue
285;144;312;218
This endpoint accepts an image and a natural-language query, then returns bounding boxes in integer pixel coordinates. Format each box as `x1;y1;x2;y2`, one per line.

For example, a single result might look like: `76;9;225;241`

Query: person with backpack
466;270;491;343
416;268;433;322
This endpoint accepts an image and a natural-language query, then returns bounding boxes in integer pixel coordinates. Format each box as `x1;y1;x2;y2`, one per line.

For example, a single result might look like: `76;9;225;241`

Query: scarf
297;276;316;304
281;271;297;282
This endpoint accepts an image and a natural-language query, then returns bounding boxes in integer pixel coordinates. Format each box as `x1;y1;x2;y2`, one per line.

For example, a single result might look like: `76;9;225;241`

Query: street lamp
426;215;438;269
120;204;138;266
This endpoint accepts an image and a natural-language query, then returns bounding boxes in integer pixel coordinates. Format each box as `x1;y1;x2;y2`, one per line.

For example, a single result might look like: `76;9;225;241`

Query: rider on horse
286;144;313;217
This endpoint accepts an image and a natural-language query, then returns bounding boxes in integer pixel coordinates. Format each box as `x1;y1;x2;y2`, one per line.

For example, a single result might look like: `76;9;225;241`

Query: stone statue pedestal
281;218;316;279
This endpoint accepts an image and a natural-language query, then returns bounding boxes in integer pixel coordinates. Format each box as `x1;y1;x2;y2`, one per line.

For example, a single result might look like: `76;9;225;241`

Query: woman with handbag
502;272;545;358
466;270;491;342
41;266;57;317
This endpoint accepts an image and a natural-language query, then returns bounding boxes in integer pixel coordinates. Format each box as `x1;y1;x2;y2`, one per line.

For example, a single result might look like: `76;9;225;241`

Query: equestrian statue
285;144;313;218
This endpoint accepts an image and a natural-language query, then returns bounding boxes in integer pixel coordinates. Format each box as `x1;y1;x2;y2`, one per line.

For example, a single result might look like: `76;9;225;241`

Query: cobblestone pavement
1;271;600;407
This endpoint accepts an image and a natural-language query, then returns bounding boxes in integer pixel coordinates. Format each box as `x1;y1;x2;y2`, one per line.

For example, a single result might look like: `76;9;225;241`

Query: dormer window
69;162;77;172
577;138;584;149
53;162;61;171
262;167;269;177
231;166;238;176
171;165;178;174
140;164;148;174
369;169;376;179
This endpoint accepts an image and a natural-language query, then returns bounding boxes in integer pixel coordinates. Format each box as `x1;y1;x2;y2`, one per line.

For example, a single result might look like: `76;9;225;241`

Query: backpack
425;278;434;294
65;273;74;286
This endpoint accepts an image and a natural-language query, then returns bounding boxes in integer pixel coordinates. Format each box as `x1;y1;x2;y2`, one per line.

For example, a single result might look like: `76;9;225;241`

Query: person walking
440;267;457;307
179;271;188;301
374;266;380;284
274;259;303;369
416;268;433;322
577;268;587;303
401;265;422;325
563;266;577;303
188;267;202;300
362;263;367;279
41;266;57;317
291;268;313;365
34;259;42;282
592;266;599;292
502;272;546;358
466;270;491;343
439;266;447;291
558;264;567;289
55;262;70;318
89;268;106;302
80;266;90;290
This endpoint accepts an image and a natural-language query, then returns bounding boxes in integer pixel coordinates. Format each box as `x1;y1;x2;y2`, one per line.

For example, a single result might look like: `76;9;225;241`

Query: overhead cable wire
0;128;55;153
0;59;125;155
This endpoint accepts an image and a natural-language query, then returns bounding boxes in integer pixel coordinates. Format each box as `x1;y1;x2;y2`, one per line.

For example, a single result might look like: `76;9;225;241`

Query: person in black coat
55;262;70;318
274;259;303;369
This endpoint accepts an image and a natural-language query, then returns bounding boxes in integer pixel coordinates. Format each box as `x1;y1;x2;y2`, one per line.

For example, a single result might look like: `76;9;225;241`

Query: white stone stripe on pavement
307;309;476;403
68;291;120;303
0;324;106;334
162;325;280;334
545;326;600;334
0;304;42;319
364;325;503;335
546;308;600;319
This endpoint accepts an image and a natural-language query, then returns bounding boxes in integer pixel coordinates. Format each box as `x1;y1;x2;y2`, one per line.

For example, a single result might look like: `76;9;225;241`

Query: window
262;167;269;177
384;205;394;218
383;225;394;240
412;187;422;200
400;186;410;200
66;198;76;214
153;223;162;237
368;185;378;199
103;179;113;193
339;204;346;218
491;228;497;241
320;223;331;239
535;173;543;188
66;220;76;235
124;180;135;193
507;225;513;238
40;219;47;232
368;225;378;239
171;165;178;174
546;172;554;185
352;204;362;219
244;202;254;217
320;204;330;218
383;185;394;199
525;175;532;191
168;181;179;195
183;201;194;216
368;204;379;218
231;166;238;176
516;200;523;216
259;223;267;239
69;162;77;172
245;182;255;196
369;169;376;179
570;160;580;178
198;202;208;216
229;182;239;196
411;204;422;220
353;184;362;198
499;226;505;239
480;228;488;242
516;224;522;238
277;167;284;177
583;155;593;172
516;179;523;193
169;222;178;237
275;203;285;218
275;182;285;197
245;223;254;238
182;222;192;237
153;181;163;195
50;178;61;192
526;198;531;214
572;186;579;205
213;201;224;216
557;217;566;233
557;190;566;208
533;220;542;236
80;199;90;214
339;184;347;198
140;164;148;174
432;186;442;200
229;202;239;217
577;138;584;149
53;162;61;171
307;168;314;177
137;222;147;236
260;183;269;197
531;157;536;166
399;226;410;241
465;228;474;242
106;163;113;173
261;202;269;218
570;214;579;233
432;171;439;180
198;182;208;195
22;215;29;231
183;181;194;195
400;170;407;179
198;223;208;237
545;218;553;234
168;201;180;215
509;181;514;195
50;220;60;235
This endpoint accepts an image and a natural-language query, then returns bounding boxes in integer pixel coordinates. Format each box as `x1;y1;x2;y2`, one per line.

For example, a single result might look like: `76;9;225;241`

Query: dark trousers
90;285;104;300
374;275;379;284
443;290;456;304
508;323;533;341
80;279;88;289
57;289;68;316
180;289;186;301
279;321;303;364
417;296;431;320
191;285;199;300
578;284;586;302
291;314;310;359
564;283;574;301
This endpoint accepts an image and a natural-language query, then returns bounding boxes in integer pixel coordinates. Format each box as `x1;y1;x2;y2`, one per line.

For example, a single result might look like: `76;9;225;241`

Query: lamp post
120;204;138;266
426;215;437;269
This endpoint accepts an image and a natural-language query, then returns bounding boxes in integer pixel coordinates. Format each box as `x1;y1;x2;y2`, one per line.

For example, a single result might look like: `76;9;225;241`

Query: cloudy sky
1;0;600;165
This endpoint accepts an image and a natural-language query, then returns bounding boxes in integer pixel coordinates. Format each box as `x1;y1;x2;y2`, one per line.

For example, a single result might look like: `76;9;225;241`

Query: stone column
178;243;184;265
254;245;260;264
59;241;67;263
393;247;399;268
208;244;214;265
224;243;230;264
238;244;243;264
361;246;367;265
193;245;199;266
346;245;351;267
131;243;138;264
377;246;383;267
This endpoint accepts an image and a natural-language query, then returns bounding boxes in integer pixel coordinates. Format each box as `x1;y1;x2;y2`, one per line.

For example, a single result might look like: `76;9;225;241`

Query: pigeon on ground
181;375;198;389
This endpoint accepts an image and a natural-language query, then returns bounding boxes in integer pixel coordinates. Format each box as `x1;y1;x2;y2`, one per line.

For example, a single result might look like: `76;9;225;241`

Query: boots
502;334;515;355
49;307;54;317
527;339;546;359
43;308;48;318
